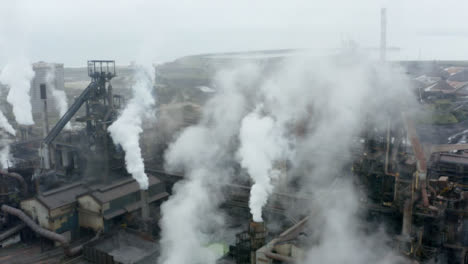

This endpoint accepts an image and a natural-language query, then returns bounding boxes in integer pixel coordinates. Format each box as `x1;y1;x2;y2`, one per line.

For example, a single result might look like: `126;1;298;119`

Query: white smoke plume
0;125;13;169
46;64;71;130
238;105;288;222
159;64;259;264
0;144;11;169
0;56;35;125
0;111;15;136
108;65;155;190
159;51;414;263
0;69;16;169
282;55;412;264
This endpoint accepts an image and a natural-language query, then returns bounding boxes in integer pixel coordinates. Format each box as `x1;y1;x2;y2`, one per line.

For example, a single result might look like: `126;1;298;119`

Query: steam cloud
0;67;16;169
0;111;15;136
108;65;155;190
159;64;258;264
159;51;414;263
46;64;71;130
238;105;288;222
0;113;14;168
288;55;411;264
0;143;11;169
0;56;35;125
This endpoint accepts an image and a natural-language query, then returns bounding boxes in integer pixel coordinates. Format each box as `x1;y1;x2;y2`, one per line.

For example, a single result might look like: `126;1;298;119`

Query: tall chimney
249;221;266;264
140;190;149;219
380;8;387;62
40;84;50;169
40;84;49;136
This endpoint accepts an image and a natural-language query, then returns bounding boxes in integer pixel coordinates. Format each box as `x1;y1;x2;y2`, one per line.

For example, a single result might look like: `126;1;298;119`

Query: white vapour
159;64;258;264
159;51;413;263
238;105;287;222
0;111;15;136
108;65;155;189
0;129;13;169
0;144;11;169
0;74;16;170
281;55;412;264
0;56;35;125
46;65;71;130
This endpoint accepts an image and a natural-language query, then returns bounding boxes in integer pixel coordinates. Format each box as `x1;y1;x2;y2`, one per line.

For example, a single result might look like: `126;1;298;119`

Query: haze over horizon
1;0;468;67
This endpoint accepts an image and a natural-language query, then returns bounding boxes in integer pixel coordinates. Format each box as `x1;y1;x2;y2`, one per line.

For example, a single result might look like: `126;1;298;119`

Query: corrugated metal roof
31;174;165;211
424;80;456;93
87;175;162;204
33;174;165;210
448;69;468;82
444;67;465;76
37;182;88;210
448;81;468;90
103;192;169;220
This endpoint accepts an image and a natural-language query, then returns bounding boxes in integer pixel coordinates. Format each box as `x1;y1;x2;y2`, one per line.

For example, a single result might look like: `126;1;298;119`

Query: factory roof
444;66;465;76
455;85;468;96
103;192;169;220
447;81;468;90
448;69;468;82
414;75;440;86
32;61;64;69
36;182;88;210
86;175;162;204
424;80;455;93
29;175;165;210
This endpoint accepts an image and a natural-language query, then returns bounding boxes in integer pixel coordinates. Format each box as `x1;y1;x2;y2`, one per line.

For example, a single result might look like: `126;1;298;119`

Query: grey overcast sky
1;0;468;67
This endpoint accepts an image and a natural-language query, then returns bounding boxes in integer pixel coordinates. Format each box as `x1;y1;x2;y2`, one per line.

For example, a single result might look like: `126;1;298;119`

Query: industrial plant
1;3;468;264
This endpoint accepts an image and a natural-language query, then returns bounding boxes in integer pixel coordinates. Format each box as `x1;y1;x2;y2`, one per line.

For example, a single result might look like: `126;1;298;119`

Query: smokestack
140;190;149;219
40;84;49;136
40;84;50;169
249;221;266;264
380;8;387;62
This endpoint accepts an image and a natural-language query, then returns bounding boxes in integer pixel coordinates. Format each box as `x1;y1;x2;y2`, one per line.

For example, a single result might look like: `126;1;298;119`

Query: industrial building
0;60;170;263
2;53;468;263
31;62;65;119
21;182;88;240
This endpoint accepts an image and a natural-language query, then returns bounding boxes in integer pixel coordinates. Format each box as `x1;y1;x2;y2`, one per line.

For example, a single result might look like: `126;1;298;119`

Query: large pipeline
0;170;27;196
0;222;26;242
1;205;97;256
264;250;295;263
263;217;309;263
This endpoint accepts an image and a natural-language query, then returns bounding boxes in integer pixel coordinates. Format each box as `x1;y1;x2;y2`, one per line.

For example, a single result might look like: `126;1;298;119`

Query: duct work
1;205;99;256
0;223;26;242
0;170;27;196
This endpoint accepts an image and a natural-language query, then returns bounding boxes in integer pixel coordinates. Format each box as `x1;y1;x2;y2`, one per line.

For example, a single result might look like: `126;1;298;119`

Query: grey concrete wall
31;62;65;119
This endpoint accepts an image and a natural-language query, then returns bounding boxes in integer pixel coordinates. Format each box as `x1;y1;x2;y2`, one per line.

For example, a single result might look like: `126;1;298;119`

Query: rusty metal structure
352;112;468;264
246;111;468;264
